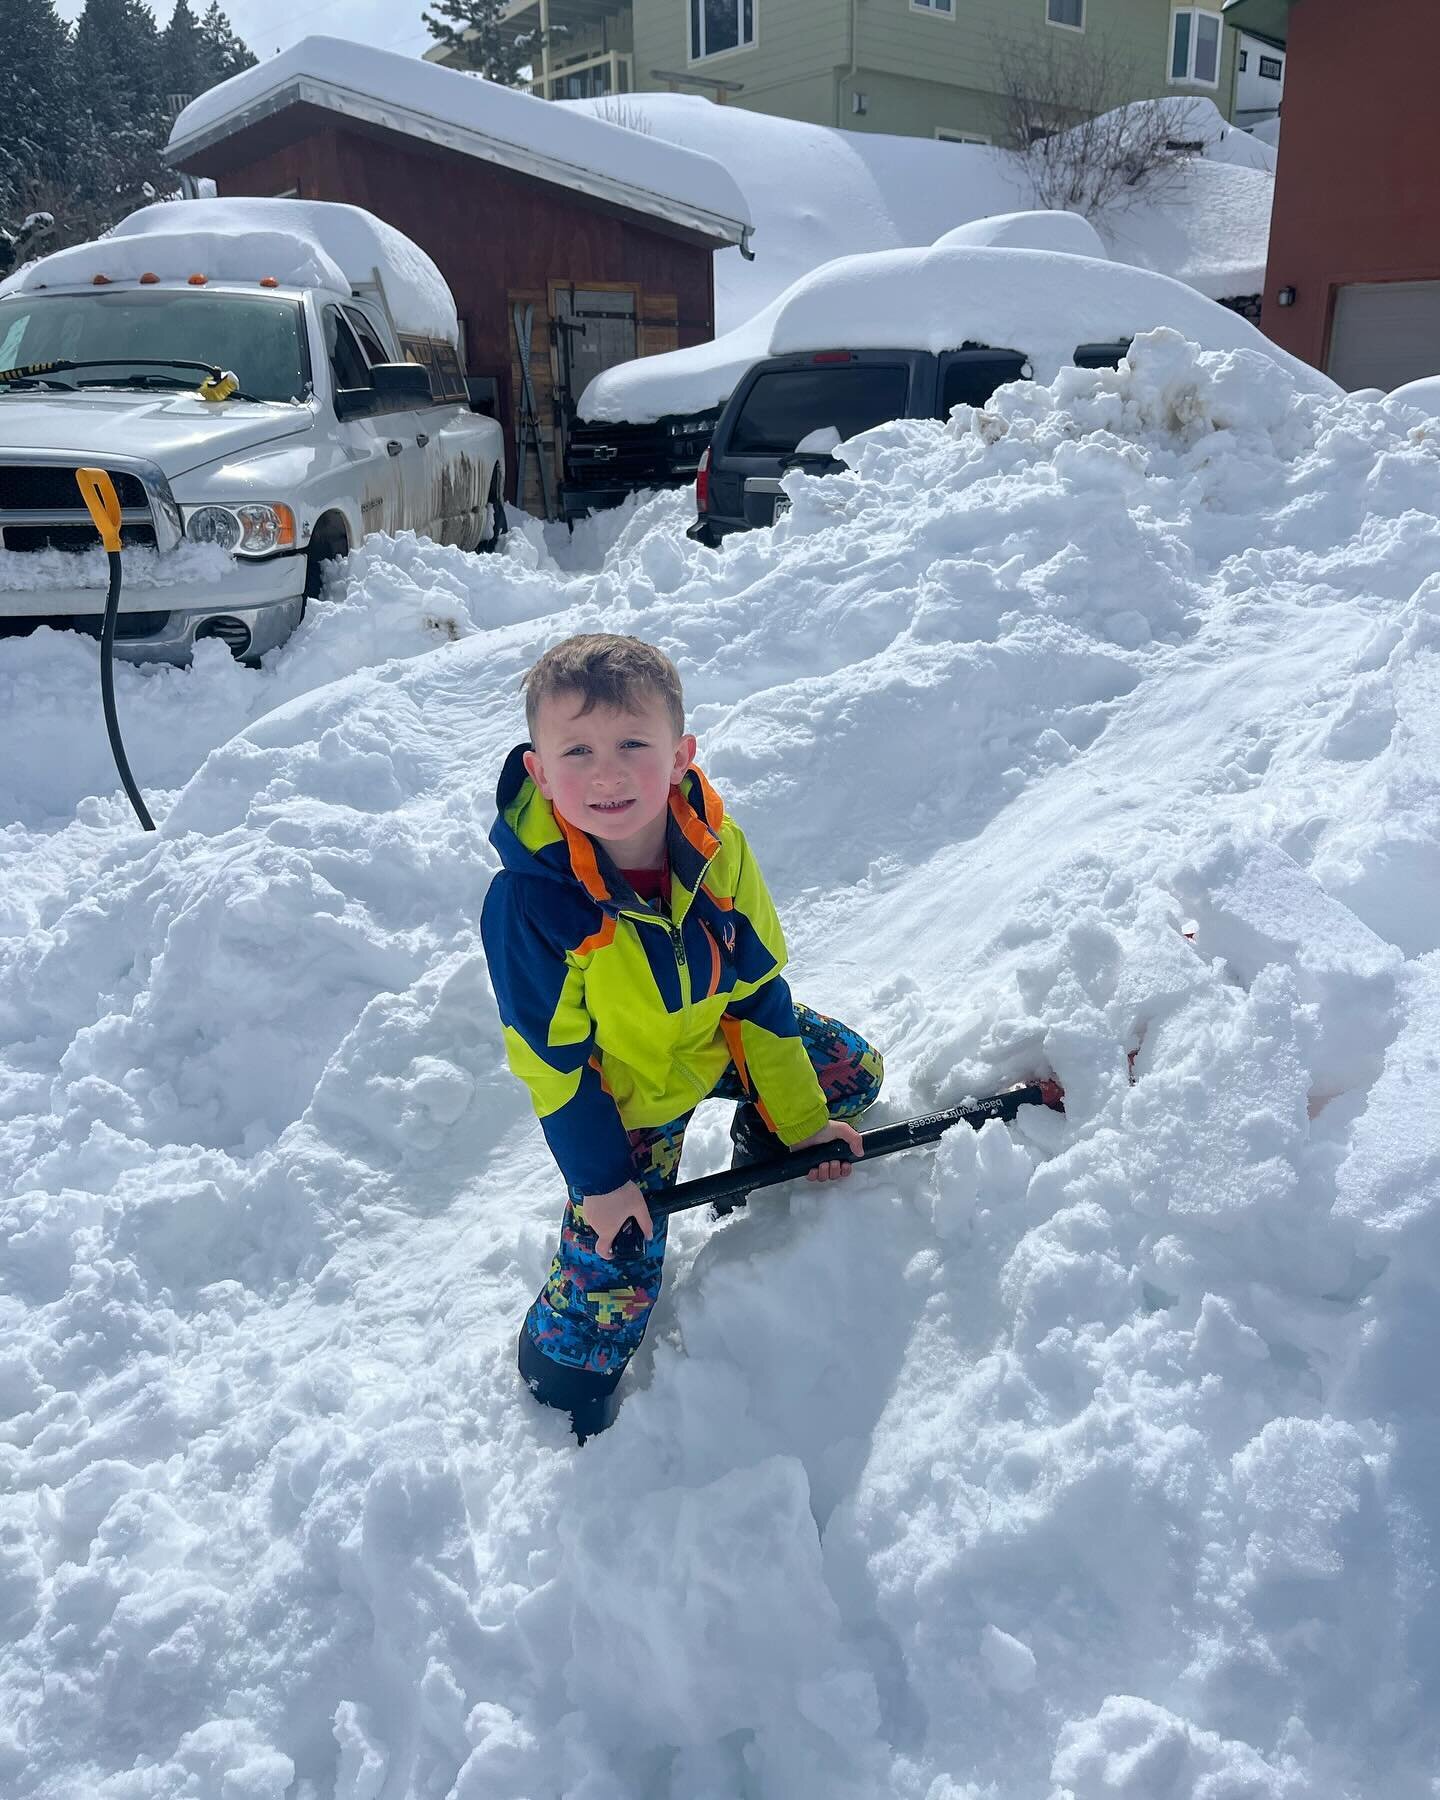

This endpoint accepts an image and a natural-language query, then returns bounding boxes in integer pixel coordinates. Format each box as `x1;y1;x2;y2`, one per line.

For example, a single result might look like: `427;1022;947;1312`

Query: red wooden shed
166;37;753;513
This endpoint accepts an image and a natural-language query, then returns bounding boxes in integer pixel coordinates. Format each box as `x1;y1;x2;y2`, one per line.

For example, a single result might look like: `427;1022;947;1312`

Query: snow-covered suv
0;198;505;664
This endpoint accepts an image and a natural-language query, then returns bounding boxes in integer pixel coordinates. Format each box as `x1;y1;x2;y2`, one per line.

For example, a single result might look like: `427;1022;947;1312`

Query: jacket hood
489;742;726;911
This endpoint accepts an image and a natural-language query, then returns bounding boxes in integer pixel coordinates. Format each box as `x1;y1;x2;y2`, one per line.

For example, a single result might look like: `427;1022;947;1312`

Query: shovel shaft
650;1080;1063;1220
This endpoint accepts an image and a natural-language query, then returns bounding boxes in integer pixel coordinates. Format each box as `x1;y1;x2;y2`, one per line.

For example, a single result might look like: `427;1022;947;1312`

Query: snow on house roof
567;93;1275;334
578;245;1335;423
166;37;753;254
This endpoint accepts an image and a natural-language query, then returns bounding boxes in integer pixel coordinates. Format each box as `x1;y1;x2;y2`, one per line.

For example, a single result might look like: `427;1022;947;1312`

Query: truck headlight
185;503;297;557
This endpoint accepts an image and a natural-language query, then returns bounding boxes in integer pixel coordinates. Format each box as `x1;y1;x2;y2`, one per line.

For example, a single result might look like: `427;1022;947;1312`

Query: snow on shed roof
579;244;1335;423
166;37;753;254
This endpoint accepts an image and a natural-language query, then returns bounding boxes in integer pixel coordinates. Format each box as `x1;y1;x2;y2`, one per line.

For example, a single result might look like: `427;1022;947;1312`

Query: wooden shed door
552;286;639;417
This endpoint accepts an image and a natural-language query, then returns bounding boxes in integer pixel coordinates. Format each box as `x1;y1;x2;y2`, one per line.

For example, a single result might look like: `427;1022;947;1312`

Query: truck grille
564;412;719;493
0;462;158;552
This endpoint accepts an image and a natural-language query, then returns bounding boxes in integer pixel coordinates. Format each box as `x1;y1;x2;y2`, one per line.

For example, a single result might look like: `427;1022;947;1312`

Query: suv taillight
696;446;711;513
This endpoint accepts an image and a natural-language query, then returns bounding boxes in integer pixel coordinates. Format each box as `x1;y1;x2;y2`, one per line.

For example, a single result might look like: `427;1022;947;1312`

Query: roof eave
1222;0;1293;46
166;74;749;252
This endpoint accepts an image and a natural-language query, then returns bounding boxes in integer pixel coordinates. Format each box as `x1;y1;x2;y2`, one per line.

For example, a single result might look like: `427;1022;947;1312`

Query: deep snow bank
2;332;1439;1798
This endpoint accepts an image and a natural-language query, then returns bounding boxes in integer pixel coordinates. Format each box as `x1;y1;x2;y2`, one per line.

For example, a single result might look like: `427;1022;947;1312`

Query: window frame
688;0;757;65
1168;7;1223;89
935;127;992;145
910;0;955;20
1045;0;1085;33
1258;53;1283;80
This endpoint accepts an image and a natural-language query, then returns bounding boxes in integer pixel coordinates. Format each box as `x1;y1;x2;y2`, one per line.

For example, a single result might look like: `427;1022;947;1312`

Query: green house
430;1;1242;142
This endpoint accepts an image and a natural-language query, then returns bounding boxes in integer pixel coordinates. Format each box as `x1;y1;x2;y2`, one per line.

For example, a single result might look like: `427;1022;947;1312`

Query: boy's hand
579;1180;654;1260
792;1120;864;1182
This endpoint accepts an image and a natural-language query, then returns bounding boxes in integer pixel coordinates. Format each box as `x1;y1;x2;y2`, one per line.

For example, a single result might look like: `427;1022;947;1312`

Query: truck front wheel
304;517;350;604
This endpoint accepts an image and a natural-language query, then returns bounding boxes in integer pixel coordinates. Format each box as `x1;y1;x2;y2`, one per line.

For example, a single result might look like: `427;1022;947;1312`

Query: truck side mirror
370;362;435;409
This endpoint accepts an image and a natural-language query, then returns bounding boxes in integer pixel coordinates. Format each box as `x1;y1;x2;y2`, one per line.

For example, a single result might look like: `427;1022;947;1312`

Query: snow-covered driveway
2;334;1437;1798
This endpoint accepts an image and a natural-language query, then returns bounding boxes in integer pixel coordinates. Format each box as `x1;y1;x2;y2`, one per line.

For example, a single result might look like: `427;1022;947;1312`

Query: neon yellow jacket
481;745;830;1195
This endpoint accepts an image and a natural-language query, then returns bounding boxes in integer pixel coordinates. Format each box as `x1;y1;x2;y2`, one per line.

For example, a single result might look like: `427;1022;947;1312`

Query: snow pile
0;542;231;595
581;247;1333;423
3;333;1440;1797
933;210;1109;257
169;38;751;249
570;92;1275;332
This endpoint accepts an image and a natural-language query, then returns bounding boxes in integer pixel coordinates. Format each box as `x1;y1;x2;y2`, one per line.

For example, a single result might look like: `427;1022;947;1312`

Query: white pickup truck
0;198;505;664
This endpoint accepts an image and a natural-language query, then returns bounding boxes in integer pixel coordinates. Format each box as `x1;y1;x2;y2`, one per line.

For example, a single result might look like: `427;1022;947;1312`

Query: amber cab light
260;276;279;288
92;274;111;286
188;274;208;286
696;445;711;513
139;272;160;285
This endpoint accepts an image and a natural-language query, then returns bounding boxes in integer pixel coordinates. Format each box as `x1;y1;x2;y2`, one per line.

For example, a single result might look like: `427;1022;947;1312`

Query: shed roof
167;36;753;254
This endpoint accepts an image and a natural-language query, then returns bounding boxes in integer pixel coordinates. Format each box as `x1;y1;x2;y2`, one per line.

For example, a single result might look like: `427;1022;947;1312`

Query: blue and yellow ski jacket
481;744;830;1197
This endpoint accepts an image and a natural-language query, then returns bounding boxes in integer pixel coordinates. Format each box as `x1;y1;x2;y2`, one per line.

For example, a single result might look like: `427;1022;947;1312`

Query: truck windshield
729;365;910;457
0;290;307;403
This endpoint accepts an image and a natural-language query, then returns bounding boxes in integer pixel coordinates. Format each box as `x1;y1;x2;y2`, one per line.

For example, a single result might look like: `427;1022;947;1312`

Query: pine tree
197;2;257;84
422;0;557;87
162;0;205;112
0;0;75;220
70;0;170;214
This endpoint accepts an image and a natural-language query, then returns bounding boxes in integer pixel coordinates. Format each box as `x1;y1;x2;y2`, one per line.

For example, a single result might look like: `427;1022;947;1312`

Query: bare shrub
998;34;1206;218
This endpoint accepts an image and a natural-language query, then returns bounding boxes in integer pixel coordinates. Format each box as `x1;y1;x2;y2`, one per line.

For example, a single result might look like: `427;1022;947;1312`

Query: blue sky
55;0;435;62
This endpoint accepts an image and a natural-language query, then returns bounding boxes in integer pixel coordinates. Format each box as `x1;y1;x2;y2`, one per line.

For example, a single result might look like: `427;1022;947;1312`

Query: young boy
481;633;885;1442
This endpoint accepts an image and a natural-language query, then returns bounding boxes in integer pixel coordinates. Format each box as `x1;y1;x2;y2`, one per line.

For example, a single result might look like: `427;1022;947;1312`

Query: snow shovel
650;1080;1065;1221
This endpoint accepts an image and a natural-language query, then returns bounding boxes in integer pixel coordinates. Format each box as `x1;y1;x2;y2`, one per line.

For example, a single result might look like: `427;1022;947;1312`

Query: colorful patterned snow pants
518;1003;885;1413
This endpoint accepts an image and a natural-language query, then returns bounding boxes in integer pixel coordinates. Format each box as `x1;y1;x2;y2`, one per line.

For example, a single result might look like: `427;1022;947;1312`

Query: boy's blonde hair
523;634;685;741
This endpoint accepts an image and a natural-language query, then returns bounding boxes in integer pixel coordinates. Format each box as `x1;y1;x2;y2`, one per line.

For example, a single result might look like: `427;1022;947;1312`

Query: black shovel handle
650;1080;1064;1221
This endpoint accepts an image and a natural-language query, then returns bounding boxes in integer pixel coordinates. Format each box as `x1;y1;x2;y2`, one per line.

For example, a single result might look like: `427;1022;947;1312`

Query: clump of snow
934;210;1108;258
581;249;1334;423
3;333;1440;1798
0;542;231;595
169;38;751;251
1387;373;1440;417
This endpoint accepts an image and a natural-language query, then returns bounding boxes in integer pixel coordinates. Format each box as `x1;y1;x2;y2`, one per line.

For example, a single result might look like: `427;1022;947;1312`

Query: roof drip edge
167;75;750;250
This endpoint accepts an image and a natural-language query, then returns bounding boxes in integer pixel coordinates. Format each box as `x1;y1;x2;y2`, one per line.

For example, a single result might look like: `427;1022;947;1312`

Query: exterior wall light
1276;286;1297;307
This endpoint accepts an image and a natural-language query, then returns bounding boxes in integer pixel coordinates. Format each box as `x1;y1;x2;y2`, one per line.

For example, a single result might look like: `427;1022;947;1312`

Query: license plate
773;494;791;520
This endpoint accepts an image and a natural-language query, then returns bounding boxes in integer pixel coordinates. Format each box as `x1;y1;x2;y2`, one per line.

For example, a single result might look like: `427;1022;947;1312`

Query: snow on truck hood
0;390;312;479
578;246;1336;424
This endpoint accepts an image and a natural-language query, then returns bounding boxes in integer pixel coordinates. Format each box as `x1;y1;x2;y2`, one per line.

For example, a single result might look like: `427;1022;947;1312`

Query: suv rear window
729;364;910;457
939;350;1028;413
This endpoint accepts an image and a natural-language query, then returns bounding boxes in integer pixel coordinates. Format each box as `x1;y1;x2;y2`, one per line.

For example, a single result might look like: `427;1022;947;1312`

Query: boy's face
523;688;696;863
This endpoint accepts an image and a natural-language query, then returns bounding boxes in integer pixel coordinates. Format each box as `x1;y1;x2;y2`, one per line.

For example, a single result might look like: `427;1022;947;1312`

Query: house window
689;0;755;60
1169;8;1222;87
1238;49;1248;71
1046;0;1084;29
1259;54;1283;79
935;127;991;143
912;0;954;15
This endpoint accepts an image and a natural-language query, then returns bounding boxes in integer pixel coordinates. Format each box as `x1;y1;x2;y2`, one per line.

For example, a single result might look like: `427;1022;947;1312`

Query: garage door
1327;280;1440;390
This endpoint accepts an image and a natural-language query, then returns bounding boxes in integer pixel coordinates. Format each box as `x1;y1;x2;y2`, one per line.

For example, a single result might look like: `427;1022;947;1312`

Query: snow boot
517;1325;623;1446
713;1103;787;1218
